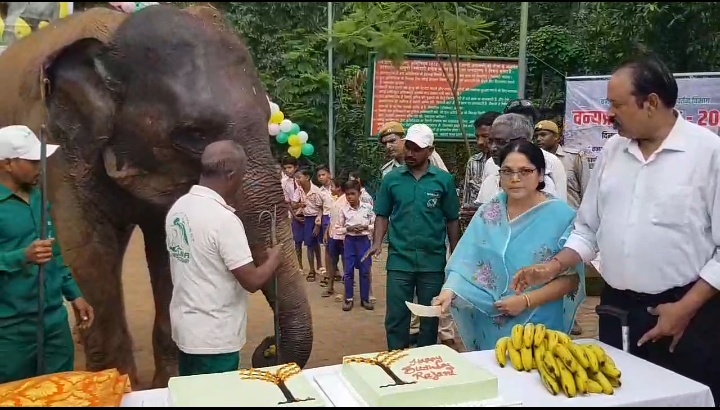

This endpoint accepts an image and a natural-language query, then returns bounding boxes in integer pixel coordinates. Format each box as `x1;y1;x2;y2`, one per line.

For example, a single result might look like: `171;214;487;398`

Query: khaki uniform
555;146;594;210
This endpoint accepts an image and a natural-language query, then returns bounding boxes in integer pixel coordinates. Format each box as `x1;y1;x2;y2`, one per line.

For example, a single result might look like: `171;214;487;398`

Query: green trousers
385;270;444;350
178;351;240;376
0;307;74;384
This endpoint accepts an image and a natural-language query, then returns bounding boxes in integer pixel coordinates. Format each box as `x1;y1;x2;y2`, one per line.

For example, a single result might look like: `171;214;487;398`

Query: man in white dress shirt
512;56;720;399
474;113;567;205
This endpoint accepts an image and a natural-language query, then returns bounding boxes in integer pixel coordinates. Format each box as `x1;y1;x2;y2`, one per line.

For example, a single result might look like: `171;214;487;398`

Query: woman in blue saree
434;140;585;351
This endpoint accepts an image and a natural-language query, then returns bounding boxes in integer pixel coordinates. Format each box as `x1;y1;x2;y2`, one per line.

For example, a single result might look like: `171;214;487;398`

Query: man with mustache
367;124;460;350
0;125;94;384
512;55;720;401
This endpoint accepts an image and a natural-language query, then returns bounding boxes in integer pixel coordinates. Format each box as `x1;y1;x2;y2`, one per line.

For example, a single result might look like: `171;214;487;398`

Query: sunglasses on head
506;99;533;110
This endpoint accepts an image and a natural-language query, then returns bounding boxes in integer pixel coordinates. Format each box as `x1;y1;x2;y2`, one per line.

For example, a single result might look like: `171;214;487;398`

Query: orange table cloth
0;369;131;407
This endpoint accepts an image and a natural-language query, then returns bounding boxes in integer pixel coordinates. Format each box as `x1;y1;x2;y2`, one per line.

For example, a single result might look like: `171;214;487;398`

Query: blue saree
443;192;585;351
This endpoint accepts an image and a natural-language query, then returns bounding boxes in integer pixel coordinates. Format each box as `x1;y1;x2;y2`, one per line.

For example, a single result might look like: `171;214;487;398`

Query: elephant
0;4;313;388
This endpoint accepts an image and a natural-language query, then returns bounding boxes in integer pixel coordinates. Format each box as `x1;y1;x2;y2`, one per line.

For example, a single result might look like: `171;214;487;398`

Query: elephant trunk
238;169;313;369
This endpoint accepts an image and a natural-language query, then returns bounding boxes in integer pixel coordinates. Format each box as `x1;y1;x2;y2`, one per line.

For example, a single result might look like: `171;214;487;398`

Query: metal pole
518;2;529;99
258;206;280;365
327;1;335;177
37;123;48;375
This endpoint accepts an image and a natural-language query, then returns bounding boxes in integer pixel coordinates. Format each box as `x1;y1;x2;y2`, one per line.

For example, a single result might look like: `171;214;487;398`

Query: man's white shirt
166;185;254;354
474;149;567;204
566;115;720;294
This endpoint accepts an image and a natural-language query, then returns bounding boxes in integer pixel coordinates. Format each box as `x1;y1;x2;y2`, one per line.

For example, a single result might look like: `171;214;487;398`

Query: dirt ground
70;228;601;390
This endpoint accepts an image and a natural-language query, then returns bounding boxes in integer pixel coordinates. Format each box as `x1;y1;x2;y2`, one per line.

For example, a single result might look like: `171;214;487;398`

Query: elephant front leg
140;221;178;388
61;226;138;385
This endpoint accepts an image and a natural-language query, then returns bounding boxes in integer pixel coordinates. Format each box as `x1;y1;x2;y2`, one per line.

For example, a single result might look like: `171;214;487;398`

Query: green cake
168;363;327;407
341;344;498;407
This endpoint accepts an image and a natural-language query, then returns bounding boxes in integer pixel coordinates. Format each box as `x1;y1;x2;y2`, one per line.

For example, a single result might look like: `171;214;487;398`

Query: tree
343;350;417;388
238;363;317;405
331;2;493;155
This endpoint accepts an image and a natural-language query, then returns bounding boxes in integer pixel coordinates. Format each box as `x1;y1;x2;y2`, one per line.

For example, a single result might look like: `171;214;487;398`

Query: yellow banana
591;371;614;395
583;345;600;373
543;350;561;379
574;372;587;395
523;323;535;349
495;337;509;368
558;362;578;398
608;377;622;388
587;344;607;365
507;343;524;371
546;331;559;352
511;325;524;350
568;343;590;369
600;361;622;379
557;331;572;345
553;344;578;372
533;344;545;371
533;324;546;347
604;353;616;368
538;364;561;395
521;347;534;371
586;380;604;394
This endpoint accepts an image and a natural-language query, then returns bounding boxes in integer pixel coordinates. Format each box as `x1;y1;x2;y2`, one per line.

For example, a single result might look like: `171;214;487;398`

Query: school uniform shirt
166;185;254;355
281;173;296;204
291;184;325;225
566;115;720;294
319;185;334;216
337;202;376;237
329;194;348;241
474;149;567;205
360;188;374;207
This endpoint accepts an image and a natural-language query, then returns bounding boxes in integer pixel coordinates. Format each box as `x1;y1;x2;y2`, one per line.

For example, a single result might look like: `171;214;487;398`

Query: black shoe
343;300;354;311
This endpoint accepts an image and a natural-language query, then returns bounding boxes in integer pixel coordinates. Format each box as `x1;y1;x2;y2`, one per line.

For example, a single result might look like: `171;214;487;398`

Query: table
121;340;714;407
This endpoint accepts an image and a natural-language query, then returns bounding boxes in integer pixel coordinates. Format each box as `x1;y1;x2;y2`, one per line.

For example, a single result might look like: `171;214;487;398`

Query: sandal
321;289;334;298
319;278;329;287
306;273;316;282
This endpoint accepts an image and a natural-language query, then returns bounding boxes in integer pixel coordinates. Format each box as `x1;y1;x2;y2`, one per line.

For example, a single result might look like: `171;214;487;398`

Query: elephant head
39;5;313;369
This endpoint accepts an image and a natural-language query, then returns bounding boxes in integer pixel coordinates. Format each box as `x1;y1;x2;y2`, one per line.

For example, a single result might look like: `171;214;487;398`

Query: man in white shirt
166;141;281;376
474;113;567;205
512;56;720;399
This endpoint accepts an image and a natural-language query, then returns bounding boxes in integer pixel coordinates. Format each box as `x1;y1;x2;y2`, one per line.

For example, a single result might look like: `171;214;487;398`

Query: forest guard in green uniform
0;125;94;384
365;124;460;350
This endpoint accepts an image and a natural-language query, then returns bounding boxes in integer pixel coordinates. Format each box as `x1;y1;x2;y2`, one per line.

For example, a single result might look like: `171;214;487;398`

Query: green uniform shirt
374;165;460;272
0;185;82;327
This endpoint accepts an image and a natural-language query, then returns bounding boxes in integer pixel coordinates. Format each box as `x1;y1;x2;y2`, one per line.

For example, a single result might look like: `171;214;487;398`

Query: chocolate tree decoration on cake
238;364;316;405
343;351;418;388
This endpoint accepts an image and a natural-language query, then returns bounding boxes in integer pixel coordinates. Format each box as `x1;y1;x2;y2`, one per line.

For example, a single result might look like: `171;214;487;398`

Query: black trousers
599;284;720;406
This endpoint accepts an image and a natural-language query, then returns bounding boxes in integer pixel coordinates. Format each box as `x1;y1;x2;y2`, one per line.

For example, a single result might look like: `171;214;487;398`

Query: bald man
166;140;282;376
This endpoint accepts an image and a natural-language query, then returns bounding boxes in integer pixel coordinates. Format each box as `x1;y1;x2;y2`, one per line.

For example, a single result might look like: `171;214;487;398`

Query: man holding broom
0;125;94;384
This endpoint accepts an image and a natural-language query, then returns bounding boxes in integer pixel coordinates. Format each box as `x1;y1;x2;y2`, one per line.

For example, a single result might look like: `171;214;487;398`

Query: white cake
168;363;327;407
342;344;498;407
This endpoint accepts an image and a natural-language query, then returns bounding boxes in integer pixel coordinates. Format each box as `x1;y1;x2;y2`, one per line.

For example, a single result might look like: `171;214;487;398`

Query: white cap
403;124;434;148
0;125;59;161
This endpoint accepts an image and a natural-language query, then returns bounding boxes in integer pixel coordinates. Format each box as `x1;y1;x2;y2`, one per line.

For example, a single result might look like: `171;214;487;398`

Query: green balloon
276;132;290;144
290;123;301;135
301;143;315;156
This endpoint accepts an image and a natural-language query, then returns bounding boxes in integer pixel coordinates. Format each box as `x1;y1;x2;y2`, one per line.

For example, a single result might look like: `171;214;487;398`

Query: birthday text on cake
401;356;456;381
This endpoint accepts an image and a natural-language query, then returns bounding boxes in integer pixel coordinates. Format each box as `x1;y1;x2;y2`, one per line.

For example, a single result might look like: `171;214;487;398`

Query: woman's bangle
523;293;531;309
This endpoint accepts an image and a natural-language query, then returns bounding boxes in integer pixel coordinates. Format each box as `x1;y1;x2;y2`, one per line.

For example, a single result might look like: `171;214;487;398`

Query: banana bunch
495;323;622;398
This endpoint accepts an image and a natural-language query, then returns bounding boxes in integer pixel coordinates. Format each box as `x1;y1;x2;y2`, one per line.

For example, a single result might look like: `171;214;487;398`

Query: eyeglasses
499;168;537;178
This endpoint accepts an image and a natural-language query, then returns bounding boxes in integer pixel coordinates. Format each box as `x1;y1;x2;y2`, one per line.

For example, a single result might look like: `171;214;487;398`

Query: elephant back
0;8;128;139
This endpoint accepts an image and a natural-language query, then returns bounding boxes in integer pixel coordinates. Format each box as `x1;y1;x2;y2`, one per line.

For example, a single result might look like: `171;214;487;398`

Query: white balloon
279;119;293;133
270;102;280;115
298;131;309;144
268;123;280;136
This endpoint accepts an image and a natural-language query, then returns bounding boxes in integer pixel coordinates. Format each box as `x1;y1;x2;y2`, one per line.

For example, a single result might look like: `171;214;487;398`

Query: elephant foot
151;367;176;389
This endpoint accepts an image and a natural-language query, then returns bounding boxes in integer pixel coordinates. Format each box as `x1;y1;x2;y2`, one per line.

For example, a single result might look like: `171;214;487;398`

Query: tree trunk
377;362;416;388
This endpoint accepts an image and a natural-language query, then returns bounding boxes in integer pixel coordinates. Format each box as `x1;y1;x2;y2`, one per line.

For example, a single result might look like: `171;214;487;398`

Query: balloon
270;111;285;125
297;131;309;144
279;119;293;133
290;123;300;135
301;143;315;156
288;145;302;158
287;134;300;147
276;132;290;144
268;123;280;136
270;102;280;115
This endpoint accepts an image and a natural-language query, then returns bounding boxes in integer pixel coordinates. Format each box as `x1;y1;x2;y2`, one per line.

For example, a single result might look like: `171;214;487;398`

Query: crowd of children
280;157;376;311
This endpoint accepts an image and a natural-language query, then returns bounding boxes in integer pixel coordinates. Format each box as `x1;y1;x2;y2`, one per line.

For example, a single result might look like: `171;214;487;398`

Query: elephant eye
170;126;213;157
